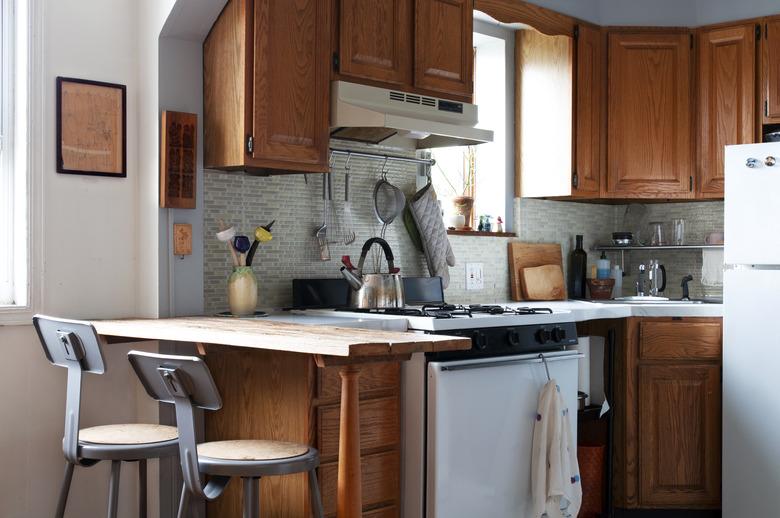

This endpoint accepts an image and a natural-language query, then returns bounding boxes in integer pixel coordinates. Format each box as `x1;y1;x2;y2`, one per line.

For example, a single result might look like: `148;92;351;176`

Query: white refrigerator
723;142;780;517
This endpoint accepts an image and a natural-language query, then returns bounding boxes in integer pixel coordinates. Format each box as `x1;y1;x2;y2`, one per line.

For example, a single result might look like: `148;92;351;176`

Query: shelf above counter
593;244;724;251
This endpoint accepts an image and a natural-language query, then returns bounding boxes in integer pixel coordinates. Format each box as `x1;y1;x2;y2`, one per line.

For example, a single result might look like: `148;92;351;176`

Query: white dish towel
701;249;724;286
531;379;582;518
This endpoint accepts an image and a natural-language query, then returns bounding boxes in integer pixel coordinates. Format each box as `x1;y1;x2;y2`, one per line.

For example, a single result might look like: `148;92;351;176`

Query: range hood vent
330;81;494;149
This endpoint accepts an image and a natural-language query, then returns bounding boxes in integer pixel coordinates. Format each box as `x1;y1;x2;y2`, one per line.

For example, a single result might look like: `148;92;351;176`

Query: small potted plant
451;146;476;229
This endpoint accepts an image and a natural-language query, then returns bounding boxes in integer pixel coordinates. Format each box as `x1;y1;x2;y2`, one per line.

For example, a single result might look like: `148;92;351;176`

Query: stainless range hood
330;81;494;149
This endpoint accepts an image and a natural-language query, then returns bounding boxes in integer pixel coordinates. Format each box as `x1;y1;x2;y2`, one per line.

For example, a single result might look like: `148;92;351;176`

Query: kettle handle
356;237;395;275
659;264;666;293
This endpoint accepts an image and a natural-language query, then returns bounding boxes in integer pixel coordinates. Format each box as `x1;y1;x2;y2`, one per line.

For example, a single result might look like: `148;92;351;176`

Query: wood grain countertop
91;316;471;358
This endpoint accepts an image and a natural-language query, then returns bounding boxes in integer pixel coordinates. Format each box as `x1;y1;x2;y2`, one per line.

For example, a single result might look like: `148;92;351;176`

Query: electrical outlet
466;262;484;291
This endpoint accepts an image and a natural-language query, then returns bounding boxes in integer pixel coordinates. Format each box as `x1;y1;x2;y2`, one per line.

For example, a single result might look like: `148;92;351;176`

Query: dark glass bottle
569;235;588;299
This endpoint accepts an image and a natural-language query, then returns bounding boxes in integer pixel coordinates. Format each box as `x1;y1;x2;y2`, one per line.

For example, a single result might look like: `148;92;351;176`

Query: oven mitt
409;183;456;288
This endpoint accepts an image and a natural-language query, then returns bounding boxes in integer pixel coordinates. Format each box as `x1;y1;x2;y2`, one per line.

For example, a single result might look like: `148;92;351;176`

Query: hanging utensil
314;172;330;261
325;170;339;244
372;159;406;271
342;155;356;245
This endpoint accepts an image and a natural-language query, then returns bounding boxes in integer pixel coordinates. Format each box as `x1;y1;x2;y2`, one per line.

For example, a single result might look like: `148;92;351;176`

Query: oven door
426;351;580;518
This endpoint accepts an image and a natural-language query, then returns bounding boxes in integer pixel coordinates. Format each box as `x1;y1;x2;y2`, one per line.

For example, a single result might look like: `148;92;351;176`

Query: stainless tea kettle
340;237;404;309
637;260;666;296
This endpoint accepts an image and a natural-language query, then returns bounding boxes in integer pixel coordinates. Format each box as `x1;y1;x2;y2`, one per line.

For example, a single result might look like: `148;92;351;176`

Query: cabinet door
573;24;602;197
338;0;412;86
414;0;473;99
638;364;721;508
697;24;755;198
251;0;330;172
763;18;780;122
607;32;693;198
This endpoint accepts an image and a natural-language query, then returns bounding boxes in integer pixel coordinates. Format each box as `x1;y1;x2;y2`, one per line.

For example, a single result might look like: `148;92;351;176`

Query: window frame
0;0;42;324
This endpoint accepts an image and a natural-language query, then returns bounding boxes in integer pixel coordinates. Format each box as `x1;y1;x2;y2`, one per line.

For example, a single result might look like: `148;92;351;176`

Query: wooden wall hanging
56;77;126;177
160;111;197;208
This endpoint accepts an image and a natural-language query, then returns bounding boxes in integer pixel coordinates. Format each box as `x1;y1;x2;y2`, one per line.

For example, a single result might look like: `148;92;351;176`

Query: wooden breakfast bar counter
91;317;470;517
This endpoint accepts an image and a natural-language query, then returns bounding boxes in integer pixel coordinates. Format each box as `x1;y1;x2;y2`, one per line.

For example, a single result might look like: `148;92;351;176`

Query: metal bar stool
127;351;325;518
34;315;179;518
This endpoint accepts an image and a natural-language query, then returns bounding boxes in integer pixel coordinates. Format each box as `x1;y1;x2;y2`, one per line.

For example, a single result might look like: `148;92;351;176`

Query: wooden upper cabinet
252;0;330;171
697;24;756;198
762;18;780;123
573;24;603;197
606;32;693;198
414;0;474;99
638;364;721;508
337;0;413;86
203;0;330;174
515;28;574;198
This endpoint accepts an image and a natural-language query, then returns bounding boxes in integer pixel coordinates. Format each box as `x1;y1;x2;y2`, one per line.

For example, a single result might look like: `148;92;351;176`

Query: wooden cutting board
520;264;566;300
508;242;566;301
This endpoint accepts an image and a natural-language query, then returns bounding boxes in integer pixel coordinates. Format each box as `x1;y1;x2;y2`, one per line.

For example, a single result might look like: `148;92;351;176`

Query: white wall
0;0;174;517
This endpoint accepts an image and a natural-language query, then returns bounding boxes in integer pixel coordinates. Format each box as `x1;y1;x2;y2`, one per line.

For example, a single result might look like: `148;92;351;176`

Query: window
1;0;29;310
431;21;514;232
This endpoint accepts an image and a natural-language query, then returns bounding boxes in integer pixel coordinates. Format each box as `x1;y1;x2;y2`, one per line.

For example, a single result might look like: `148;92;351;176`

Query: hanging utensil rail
329;148;436;167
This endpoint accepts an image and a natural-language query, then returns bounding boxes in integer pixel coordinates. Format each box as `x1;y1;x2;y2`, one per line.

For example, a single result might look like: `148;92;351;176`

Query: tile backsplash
203;142;724;309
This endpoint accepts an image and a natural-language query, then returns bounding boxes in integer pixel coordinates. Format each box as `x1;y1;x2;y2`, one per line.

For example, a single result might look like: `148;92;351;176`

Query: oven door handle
439;353;584;372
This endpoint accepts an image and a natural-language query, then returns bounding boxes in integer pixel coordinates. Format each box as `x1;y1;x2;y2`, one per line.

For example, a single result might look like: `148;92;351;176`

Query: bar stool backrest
128;351;225;500
32;315;106;464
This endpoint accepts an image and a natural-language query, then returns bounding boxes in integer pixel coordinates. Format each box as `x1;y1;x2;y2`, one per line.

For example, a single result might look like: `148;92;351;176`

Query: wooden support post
337;365;362;518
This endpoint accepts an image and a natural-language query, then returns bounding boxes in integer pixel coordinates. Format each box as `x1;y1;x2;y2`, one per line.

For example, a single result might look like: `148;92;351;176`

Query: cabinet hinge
756;24;762;41
574;25;580;40
689;175;693;192
332;52;340;72
246;135;254;154
766;100;770;117
572;172;579;189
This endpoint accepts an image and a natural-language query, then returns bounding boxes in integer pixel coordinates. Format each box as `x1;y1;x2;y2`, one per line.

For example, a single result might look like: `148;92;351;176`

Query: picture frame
160;110;198;208
56;76;127;177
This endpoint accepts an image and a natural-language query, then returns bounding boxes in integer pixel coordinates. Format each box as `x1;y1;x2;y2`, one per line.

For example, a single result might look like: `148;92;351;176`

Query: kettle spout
340;267;363;291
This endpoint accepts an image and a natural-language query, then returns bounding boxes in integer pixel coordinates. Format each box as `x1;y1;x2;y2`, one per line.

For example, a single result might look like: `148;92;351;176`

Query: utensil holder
228;266;258;316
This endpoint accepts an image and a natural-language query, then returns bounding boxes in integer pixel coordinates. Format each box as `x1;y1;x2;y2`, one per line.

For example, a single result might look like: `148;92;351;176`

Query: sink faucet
681;274;694;300
636;264;646;296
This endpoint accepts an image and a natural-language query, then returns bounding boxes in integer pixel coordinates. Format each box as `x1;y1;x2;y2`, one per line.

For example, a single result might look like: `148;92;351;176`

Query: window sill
447;230;516;238
0;305;35;326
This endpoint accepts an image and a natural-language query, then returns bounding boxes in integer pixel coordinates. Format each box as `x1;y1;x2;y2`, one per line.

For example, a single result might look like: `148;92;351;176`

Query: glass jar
227;266;257;317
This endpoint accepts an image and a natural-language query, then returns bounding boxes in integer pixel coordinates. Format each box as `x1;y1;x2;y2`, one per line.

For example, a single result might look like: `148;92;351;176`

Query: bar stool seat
80;424;179;445
198;439;309;461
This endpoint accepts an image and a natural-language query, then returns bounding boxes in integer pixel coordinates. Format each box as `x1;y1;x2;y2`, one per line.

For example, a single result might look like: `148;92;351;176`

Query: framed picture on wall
56;76;126;177
160;110;197;208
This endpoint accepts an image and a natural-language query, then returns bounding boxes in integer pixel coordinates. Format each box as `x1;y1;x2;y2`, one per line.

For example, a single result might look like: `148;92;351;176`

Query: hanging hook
538;353;551;382
381;157;389;179
328;150;336;169
344;153;352;171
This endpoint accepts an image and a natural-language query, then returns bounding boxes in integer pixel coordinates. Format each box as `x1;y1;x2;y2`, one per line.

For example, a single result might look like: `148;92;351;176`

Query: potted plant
451;147;476;229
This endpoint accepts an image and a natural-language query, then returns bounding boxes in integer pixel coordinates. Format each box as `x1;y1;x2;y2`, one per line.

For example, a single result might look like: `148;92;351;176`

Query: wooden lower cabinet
638;364;721;507
204;347;401;517
610;317;722;510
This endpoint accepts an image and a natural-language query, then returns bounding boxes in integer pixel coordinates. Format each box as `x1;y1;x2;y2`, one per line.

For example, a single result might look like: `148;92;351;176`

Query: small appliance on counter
340;237;404;309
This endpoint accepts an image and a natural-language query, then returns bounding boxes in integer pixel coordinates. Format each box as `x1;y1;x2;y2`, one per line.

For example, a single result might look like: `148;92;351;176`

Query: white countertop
276;300;722;333
508;300;723;321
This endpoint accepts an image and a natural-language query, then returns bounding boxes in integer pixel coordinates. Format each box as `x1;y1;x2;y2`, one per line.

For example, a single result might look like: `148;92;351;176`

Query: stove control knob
472;330;488;350
551;327;567;343
507;329;521;347
535;328;551;344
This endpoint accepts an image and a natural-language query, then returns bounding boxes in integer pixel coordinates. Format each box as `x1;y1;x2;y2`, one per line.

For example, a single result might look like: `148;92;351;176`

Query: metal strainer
372;159;406;271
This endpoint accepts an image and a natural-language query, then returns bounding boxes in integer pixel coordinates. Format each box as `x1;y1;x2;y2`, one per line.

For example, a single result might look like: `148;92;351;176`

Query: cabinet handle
766;156;777;167
746;158;760;168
